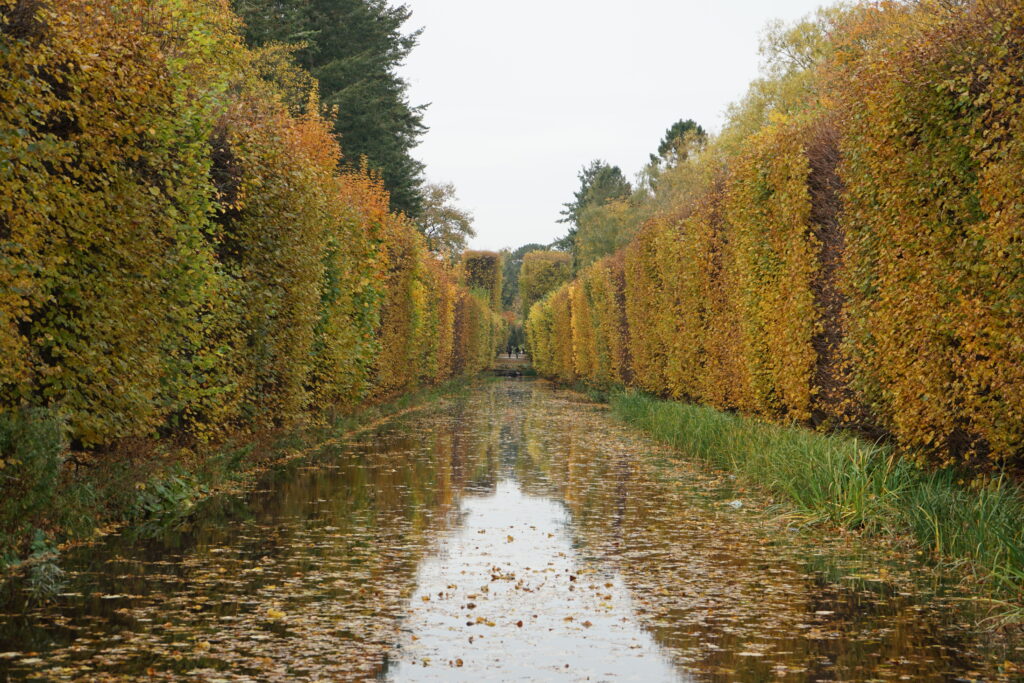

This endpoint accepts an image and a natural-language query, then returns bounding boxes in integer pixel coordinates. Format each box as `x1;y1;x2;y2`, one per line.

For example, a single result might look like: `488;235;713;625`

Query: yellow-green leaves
0;0;503;452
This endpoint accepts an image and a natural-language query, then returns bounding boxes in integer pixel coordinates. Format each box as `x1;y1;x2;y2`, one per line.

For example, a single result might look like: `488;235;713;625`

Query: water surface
0;380;1017;681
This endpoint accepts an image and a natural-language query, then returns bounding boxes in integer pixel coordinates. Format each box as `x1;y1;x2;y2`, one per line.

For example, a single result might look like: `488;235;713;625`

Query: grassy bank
1;377;488;570
611;390;1024;611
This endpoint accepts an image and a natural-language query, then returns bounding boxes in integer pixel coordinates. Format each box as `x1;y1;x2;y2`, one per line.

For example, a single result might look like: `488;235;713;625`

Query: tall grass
611;390;1024;595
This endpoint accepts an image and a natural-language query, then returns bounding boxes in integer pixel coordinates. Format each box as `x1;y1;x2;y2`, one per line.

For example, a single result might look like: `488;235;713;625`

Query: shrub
0;408;64;558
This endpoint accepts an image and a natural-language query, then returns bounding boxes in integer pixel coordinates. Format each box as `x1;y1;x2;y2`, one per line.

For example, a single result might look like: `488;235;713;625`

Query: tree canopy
233;0;427;216
519;251;572;317
501;243;547;311
651;118;707;166
419;183;476;264
555;161;632;260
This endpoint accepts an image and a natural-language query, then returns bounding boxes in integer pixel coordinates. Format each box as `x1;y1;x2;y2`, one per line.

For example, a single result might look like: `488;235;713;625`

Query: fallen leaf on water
266;608;286;620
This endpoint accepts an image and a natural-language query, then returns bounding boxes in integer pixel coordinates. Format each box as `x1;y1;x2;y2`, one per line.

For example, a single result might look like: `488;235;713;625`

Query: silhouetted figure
506;343;512;358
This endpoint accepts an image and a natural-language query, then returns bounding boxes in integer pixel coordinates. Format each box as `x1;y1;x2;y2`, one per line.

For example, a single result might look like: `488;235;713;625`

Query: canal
0;379;1015;680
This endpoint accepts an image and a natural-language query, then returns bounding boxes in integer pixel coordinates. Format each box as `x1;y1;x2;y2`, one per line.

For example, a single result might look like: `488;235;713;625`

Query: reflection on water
0;380;1017;681
386;478;682;681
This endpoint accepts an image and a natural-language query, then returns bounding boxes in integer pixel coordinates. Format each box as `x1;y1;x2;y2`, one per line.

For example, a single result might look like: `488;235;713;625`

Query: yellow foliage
725;122;819;421
527;0;1024;467
0;0;503;450
832;0;1024;464
519;250;571;317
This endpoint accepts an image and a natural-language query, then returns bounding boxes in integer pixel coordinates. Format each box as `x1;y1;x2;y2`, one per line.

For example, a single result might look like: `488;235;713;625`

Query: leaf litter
0;381;1020;681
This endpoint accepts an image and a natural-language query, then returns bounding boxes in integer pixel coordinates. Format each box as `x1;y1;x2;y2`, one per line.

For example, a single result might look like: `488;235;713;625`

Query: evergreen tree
233;0;427;216
651;118;707;165
554;160;631;259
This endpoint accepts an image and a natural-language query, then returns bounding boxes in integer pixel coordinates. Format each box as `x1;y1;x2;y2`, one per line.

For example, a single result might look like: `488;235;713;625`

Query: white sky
401;0;828;251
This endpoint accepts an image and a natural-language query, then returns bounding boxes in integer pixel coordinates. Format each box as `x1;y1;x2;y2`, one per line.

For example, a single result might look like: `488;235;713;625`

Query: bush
0;408;64;559
519;250;571;317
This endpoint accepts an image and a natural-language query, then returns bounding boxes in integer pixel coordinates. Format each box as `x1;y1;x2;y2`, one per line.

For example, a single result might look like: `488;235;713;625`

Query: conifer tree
233;0;427;215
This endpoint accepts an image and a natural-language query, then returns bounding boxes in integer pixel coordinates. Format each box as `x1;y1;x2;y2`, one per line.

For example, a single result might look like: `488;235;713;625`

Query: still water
0;380;1017;681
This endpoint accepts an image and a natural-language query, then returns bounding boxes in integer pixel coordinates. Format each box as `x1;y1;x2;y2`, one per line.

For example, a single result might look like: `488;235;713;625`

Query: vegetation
418;182;476;264
232;0;427;215
554;160;632;263
519;251;572;318
612;391;1024;595
500;243;546;311
649;118;707;167
0;0;503;561
528;0;1024;471
461;250;504;312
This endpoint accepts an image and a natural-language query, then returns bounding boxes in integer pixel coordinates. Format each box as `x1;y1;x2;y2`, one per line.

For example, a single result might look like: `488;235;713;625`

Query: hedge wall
0;0;504;454
527;0;1024;468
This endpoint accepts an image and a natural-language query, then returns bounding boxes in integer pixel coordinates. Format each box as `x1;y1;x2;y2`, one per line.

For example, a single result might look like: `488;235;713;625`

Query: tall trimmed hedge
519;250;571;317
0;0;504;452
461;250;504;312
833;0;1024;465
528;0;1024;468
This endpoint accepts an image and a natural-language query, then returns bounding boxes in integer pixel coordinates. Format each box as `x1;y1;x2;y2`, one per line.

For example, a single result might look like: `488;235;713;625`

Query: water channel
0;379;1017;680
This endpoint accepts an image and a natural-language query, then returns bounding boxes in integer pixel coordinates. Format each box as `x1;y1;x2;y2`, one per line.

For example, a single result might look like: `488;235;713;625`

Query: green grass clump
611;390;1024;594
0;409;66;563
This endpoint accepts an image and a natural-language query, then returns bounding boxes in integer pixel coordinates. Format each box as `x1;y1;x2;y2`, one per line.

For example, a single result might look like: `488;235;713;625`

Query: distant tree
519;251;572;316
419;183;475;264
650;119;707;166
232;0;427;216
554;160;632;259
718;6;850;155
501;243;546;311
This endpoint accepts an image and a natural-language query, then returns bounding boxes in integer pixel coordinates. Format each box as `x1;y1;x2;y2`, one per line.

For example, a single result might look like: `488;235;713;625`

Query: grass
0;375;487;570
611;390;1024;603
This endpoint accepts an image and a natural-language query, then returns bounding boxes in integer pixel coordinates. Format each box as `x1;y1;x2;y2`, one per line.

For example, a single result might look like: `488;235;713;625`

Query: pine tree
233;0;427;215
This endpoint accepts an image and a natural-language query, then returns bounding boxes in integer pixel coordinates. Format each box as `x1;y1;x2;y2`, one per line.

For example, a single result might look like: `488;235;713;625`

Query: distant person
506;343;512;358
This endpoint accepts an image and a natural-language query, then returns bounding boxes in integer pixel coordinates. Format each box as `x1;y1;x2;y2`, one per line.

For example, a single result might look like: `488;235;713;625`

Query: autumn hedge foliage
528;0;1024;469
518;250;571;317
0;0;504;455
461;250;503;311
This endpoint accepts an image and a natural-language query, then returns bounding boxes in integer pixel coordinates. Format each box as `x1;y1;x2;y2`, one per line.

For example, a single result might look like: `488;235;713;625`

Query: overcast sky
400;0;828;251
